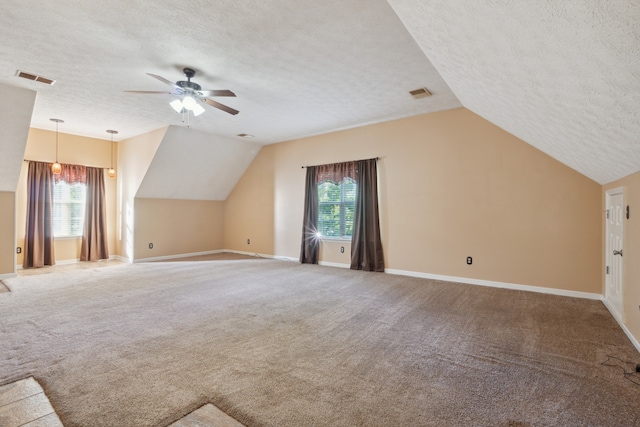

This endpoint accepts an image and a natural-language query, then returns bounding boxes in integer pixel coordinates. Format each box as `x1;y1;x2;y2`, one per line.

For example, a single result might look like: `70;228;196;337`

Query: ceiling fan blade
203;98;239;115
199;90;236;97
146;73;179;88
124;90;174;94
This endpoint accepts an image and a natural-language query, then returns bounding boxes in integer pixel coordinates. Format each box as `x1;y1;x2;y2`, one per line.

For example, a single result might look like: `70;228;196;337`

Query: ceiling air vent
409;87;432;99
237;133;254;138
15;70;56;85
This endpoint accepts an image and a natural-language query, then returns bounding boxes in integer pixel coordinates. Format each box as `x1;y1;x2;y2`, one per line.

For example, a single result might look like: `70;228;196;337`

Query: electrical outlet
247;239;250;245
149;243;153;249
340;246;344;253
16;247;21;254
466;256;472;265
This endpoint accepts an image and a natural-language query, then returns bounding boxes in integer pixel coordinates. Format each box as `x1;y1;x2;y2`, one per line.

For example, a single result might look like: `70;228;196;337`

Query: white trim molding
385;268;602;300
601;297;640;354
0;272;17;280
134;249;224;263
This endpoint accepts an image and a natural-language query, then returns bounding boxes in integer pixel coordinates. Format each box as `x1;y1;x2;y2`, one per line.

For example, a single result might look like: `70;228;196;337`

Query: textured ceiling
136;126;259;200
0;0;460;145
0;84;36;191
2;1;638;186
388;0;640;184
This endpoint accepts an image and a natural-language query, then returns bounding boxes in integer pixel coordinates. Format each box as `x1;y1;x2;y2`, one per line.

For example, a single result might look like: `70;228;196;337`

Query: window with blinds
53;180;86;238
318;178;356;239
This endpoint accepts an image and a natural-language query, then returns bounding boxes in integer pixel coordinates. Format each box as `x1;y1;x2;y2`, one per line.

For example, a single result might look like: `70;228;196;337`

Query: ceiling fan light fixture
192;102;205;116
170;99;184;113
127;68;238;118
182;96;197;111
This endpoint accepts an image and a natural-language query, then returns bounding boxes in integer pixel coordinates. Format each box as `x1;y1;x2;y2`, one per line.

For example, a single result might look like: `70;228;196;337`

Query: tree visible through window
53;180;86;237
318;178;356;239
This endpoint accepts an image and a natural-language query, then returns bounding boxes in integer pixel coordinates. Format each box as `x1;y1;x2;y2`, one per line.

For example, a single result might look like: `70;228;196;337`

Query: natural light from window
53;181;86;238
317;178;356;239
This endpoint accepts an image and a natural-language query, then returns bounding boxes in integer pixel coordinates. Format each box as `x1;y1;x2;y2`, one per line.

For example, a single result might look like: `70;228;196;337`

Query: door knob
613;250;623;256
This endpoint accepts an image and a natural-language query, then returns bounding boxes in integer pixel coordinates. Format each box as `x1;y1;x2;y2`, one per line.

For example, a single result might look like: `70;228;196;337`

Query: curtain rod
301;157;379;169
23;159;109;170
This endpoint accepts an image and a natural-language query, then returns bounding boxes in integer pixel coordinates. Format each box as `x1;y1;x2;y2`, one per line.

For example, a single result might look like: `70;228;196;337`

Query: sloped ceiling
0;0;460;144
0;83;36;191
0;1;638;189
136;126;260;200
388;0;640;184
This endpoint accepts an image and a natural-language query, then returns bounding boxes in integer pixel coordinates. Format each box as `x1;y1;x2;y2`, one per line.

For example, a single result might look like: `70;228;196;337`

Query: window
318;178;356;239
53;180;86;237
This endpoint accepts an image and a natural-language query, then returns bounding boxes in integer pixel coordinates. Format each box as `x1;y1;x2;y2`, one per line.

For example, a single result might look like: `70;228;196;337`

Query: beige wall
117;127;166;260
16;129;118;265
134;198;225;260
223;146;273;255
603;172;640;346
0;192;15;275
225;108;602;293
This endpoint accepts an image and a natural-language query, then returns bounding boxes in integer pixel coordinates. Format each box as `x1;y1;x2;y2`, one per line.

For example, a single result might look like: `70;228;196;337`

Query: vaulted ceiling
0;1;638;187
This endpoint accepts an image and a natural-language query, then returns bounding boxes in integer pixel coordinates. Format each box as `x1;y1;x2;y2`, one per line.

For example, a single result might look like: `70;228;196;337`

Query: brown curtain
23;161;55;268
316;161;357;184
80;167;109;261
350;159;384;272
299;166;319;264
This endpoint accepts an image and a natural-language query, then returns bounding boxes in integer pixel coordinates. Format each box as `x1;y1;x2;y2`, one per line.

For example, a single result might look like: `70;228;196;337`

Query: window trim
317;178;356;240
52;180;86;239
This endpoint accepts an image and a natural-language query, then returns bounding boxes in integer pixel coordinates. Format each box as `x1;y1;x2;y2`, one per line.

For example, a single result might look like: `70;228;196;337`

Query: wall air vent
15;70;56;85
409;87;432;99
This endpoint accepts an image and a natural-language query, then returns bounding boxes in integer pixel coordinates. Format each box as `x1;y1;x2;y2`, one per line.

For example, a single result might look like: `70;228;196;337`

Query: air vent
409;87;432;99
237;133;255;138
15;70;56;85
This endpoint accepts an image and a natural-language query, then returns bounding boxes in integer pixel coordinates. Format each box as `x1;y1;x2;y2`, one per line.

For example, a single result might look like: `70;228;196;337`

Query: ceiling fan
126;67;239;115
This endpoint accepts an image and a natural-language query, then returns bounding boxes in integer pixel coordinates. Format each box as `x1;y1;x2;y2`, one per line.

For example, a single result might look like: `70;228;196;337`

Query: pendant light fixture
50;118;64;174
106;129;118;179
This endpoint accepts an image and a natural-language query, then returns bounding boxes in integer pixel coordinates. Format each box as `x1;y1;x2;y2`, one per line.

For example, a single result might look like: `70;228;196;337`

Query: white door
605;188;624;319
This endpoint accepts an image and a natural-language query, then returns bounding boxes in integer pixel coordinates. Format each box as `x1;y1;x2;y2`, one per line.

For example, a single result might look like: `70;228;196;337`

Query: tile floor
0;377;63;427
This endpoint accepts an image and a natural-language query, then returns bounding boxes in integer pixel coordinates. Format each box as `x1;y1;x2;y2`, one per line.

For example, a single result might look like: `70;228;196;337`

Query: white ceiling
0;1;638;185
388;0;640;184
0;84;36;192
0;0;460;145
136;126;259;200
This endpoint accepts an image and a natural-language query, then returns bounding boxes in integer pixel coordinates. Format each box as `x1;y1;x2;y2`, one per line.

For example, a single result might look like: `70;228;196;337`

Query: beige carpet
1;258;639;426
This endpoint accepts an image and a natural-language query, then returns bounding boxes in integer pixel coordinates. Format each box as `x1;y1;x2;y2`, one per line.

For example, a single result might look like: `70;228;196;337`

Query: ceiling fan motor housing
176;80;202;91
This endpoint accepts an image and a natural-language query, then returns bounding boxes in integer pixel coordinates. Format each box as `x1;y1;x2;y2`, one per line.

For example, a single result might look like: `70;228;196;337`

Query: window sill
320;237;351;242
54;236;82;240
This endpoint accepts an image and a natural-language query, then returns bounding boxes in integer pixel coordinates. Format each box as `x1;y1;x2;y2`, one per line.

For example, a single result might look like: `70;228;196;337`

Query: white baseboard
601;297;640;354
112;255;131;263
272;255;298;262
0;272;17;280
222;249;298;262
134;249;224;263
57;258;81;266
384;268;602;301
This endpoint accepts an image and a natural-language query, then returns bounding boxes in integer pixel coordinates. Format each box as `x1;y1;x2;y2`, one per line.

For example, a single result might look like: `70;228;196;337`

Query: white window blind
317;178;356;239
53;181;86;238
